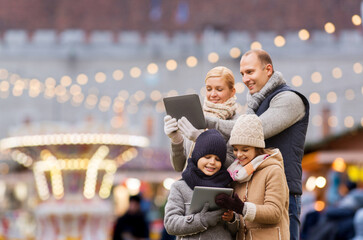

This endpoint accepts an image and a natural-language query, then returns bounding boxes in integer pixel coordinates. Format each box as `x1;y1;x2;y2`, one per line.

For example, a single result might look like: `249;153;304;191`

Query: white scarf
203;95;237;120
246;71;286;114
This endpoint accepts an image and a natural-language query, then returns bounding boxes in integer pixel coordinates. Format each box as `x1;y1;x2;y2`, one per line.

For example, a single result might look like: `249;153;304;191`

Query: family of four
163;49;310;240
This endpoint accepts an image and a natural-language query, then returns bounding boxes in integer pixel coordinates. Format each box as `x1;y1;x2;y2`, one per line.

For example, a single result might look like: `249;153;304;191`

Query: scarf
203;95;237;120
227;154;271;183
246;71;286;114
182;157;232;190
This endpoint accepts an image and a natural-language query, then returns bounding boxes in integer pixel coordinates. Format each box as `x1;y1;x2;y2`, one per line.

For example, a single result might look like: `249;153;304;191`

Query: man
113;195;150;240
206;49;309;240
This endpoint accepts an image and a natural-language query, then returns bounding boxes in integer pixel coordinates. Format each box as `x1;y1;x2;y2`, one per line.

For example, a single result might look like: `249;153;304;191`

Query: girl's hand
221;210;234;222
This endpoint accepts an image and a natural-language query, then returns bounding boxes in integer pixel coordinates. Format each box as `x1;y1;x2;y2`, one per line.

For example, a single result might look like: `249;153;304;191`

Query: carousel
0;122;149;240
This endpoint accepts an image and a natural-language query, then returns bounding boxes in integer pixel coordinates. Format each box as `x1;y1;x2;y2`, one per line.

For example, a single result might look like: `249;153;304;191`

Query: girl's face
205;77;235;104
197;154;222;176
233;145;257;166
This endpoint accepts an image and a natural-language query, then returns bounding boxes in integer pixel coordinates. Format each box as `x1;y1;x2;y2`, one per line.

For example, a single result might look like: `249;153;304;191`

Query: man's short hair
243;49;273;69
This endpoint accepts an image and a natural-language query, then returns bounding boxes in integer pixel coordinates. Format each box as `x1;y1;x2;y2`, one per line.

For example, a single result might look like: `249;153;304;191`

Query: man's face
240;53;272;94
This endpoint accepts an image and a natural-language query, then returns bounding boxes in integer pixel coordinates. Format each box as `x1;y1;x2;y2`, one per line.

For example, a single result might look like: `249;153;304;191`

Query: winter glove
178;117;204;142
215;193;244;215
199;202;224;228
164;115;183;144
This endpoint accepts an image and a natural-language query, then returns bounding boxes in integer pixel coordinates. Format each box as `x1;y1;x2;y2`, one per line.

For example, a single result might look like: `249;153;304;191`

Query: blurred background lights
125;178;141;195
311;72;322;83
208;52;219;63
130;67;142;78
250;41;262;49
315;176;327;188
113;70;124;81
150;90;162;101
309;92;320;104
274;35;286;47
186;56;198;67
312;115;322;127
345;89;355;100
291;75;303;87
235;82;245;94
166;59;178;71
95;72;106;83
298;29;310;40
147;63;159;74
324;22;335;34
315;201;325;212
344;116;355;128
332;157;346;172
328;116;338;128
60;76;72;87
326;91;337;103
306;176;316;191
332;67;342;79
163;178;176;190
76;74;88;85
353;62;363;74
229;47;241;58
352;14;362;26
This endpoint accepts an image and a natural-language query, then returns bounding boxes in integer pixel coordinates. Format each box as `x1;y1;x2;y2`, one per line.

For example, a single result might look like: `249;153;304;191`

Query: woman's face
197;154;222;176
205;77;235;104
233;145;257;166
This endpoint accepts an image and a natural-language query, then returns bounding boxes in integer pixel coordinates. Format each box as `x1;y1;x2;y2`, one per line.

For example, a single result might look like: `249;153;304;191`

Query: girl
164;66;238;171
215;114;289;240
164;129;238;239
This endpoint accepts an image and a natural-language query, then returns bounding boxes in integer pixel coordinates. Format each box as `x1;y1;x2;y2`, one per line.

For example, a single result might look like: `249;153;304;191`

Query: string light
352;15;362;26
298;29;310;40
166;59;178;71
324;22;335;34
186;56;198;67
250;41;262;49
229;47;241;58
208;52;219;63
274;35;286;47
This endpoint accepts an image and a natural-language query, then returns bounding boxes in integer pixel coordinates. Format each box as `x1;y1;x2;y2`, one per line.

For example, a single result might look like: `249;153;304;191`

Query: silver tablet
190;186;234;213
163;94;206;129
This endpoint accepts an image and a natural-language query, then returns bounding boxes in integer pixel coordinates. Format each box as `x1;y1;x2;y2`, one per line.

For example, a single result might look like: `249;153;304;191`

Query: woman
163;66;238;171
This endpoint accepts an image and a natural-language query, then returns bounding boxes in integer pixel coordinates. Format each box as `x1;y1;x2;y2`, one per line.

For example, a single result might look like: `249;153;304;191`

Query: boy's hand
222;210;234;222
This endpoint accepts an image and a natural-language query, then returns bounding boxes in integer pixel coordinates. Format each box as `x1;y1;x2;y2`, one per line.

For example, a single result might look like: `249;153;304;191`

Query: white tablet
163;94;206;129
189;186;234;213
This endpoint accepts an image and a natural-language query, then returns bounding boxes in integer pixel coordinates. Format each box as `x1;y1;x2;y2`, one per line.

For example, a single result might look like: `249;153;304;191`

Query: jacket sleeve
170;140;187;172
226;212;240;236
205;116;236;141
259;91;305;139
246;166;288;224
164;184;207;236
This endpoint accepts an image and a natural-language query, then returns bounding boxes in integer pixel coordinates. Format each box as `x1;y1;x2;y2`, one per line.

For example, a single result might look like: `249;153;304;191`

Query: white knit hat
229;114;265;148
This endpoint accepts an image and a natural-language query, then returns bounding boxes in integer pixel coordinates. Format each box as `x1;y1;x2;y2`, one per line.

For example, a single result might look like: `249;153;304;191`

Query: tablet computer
163;94;206;129
189;186;234;213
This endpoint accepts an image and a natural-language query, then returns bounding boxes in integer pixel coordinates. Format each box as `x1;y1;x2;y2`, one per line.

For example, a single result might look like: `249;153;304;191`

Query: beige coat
232;149;289;240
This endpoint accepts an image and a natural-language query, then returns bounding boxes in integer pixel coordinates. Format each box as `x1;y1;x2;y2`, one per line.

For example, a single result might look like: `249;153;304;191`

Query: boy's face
233;145;257;166
197;154;222;176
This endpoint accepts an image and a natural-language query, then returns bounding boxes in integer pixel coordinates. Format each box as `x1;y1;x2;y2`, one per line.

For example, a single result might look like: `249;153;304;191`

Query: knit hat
182;129;232;190
229;114;265;148
191;129;227;164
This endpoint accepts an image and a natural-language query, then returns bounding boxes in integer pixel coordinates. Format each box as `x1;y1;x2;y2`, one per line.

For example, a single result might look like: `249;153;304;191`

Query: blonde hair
205;66;235;90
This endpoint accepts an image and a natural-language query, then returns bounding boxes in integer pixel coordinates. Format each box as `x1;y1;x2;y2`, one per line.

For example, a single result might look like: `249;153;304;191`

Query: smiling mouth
205;166;216;172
